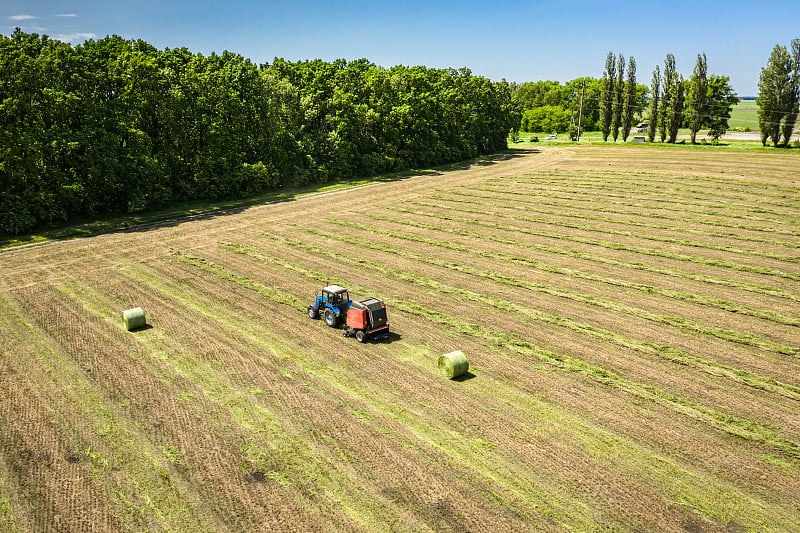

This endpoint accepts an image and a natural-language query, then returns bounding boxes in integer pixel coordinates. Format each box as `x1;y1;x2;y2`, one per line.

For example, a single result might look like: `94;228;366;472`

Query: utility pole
577;80;585;142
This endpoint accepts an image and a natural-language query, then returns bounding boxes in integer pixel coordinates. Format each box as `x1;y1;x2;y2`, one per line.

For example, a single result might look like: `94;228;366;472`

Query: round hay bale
438;350;469;379
122;307;146;331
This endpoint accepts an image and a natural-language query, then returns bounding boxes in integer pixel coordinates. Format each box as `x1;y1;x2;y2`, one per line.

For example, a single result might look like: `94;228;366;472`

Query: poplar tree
667;75;685;143
647;65;660;142
658;54;676;142
686;53;708;144
611;53;625;141
621;56;637;142
599;52;615;141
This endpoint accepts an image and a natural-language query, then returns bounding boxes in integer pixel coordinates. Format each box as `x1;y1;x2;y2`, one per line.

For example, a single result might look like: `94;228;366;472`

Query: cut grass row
1;288;211;532
197;240;792;527
474;182;800;234
367;211;800;304
160;252;599;529
497;168;800;200
262;231;800;401
478;188;800;238
494;176;800;224
63;266;407;531
216;238;800;465
388;205;800;282
494;172;800;210
433;190;799;249
410;196;798;263
331;215;799;354
363;207;800;319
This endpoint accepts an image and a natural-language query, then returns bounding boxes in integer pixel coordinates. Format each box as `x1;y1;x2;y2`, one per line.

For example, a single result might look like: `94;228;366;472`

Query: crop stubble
1;146;799;531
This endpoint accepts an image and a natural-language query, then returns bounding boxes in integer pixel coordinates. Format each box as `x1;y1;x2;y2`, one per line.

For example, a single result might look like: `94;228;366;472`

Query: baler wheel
355;331;366;343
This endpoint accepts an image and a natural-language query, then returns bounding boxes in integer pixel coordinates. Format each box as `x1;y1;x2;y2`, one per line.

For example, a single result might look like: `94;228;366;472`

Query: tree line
757;38;800;147
0;30;519;235
646;52;739;144
513;52;739;144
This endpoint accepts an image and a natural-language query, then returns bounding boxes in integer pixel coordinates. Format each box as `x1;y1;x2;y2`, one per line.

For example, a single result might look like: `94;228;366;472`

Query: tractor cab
322;285;349;309
308;285;351;327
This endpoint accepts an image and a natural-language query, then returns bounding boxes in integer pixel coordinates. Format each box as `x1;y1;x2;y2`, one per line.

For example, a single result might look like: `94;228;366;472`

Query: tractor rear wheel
355;331;366;343
324;309;337;327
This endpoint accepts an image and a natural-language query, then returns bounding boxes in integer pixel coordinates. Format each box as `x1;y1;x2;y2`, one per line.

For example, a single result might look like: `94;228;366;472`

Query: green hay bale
122;307;146;331
438;350;469;379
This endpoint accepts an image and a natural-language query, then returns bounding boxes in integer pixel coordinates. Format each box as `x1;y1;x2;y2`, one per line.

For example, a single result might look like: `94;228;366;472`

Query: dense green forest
0;30;519;234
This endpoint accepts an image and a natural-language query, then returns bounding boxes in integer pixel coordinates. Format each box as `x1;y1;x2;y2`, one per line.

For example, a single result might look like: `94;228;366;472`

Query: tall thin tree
667;74;685;143
659;54;676;142
686;53;708;144
621;56;637;142
599;51;615;141
611;53;625;141
647;65;660;142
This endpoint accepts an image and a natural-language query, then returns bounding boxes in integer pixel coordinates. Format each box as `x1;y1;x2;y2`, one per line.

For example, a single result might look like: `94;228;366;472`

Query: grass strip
488;188;800;238
171;250;303;308
387;205;800;282
1;289;212;532
393;301;800;461
367;210;800;303
487;174;800;227
74;266;412;532
367;211;799;326
265;233;800;401
408;197;799;264
0;479;21;533
229;237;800;462
491;171;800;212
319;219;798;356
147;258;596;529
219;240;800;528
433;190;799;250
477;176;800;237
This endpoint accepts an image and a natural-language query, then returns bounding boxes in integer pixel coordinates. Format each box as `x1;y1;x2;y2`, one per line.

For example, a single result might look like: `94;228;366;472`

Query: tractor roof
322;285;348;294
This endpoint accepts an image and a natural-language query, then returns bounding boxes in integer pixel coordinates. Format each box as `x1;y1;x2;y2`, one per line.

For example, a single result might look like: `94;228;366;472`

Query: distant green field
729;99;760;131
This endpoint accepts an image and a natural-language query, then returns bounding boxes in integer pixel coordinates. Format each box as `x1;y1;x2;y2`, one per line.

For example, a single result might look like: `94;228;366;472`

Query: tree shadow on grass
1;148;543;248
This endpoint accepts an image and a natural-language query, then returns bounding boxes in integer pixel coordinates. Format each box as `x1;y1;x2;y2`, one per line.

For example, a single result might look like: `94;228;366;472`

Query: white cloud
55;14;78;18
54;32;96;43
9;14;37;21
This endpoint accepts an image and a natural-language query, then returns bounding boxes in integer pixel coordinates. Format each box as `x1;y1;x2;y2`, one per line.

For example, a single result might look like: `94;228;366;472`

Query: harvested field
1;145;799;532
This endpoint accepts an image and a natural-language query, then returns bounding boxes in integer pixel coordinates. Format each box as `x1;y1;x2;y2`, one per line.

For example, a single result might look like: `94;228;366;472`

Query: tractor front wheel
324;309;337;327
355;330;366;343
308;306;319;319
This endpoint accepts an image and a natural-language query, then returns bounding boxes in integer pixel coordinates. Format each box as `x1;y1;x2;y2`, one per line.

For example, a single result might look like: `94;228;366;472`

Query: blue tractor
307;285;351;327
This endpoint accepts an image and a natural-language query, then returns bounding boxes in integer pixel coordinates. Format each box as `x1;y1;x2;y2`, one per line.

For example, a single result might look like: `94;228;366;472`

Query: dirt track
1;145;799;532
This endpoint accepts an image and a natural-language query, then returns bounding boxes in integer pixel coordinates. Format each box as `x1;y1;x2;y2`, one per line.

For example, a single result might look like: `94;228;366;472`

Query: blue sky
3;1;799;96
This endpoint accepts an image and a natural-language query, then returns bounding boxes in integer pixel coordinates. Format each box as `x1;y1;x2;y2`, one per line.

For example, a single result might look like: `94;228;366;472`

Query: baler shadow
376;331;402;344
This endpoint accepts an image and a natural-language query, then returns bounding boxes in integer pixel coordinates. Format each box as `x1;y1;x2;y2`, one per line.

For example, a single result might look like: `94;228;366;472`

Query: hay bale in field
438;351;469;379
122;307;146;331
